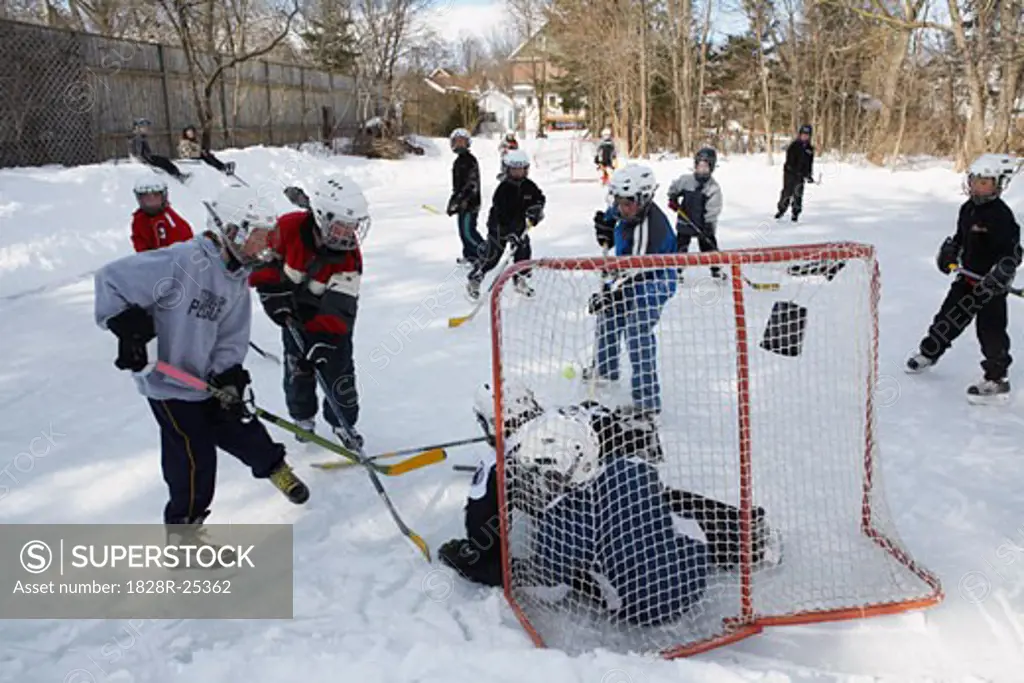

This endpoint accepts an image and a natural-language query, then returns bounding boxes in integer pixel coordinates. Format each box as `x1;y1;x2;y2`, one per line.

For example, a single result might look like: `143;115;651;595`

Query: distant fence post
219;65;229;148
264;60;274;145
299;65;307;141
156;44;174;156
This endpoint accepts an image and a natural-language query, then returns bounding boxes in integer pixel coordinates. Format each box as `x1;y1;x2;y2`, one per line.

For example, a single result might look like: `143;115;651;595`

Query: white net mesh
491;243;942;657
569;138;602;183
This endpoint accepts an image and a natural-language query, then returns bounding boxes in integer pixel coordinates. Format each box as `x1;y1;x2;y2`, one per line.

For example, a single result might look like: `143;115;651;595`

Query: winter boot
294;418;316;443
710;266;728;282
268;462;310;504
332;424;365;453
165;514;237;569
514;275;535;298
774;209;785;219
966;378;1011;405
904;353;935;374
791;213;799;223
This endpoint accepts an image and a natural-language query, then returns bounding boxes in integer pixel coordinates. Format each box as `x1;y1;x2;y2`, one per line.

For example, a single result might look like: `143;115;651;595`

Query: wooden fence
0;18;381;168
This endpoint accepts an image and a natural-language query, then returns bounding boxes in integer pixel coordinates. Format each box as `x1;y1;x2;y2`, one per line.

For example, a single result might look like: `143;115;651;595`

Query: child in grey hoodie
667;147;725;280
94;186;309;546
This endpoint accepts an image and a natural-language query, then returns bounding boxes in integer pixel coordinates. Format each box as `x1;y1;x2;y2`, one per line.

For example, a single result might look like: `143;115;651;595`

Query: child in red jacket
130;176;193;252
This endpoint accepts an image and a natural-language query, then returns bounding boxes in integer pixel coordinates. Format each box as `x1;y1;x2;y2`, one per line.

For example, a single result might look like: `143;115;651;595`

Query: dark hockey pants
469;232;531;283
149;397;285;524
918;276;1011;380
777;172;805;217
282;329;359;428
456;210;486;261
145;154;187;180
677;221;722;276
199;150;228;173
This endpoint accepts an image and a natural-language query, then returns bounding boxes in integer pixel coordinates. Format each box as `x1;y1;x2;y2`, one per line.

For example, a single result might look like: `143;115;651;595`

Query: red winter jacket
249;210;362;337
131;206;194;252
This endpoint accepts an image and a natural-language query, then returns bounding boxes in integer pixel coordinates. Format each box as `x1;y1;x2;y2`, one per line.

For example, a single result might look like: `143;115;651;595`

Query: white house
423;68;517;136
477;86;516;134
507;25;586;136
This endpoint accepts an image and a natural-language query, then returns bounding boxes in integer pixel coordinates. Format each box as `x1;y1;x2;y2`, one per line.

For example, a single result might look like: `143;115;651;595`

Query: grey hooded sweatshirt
94;234;252;401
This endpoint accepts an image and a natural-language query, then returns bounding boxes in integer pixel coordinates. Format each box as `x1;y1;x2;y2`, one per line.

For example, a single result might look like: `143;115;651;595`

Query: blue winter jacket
94;235;253;401
601;202;678;310
534;456;709;626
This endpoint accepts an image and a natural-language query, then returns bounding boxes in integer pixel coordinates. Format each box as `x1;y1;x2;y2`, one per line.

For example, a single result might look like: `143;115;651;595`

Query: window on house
526;96;533;106
548;95;557;107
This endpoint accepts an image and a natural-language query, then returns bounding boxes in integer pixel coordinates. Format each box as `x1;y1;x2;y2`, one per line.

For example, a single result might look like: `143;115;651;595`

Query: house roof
478;87;514;107
508;23;548;61
424;67;483;94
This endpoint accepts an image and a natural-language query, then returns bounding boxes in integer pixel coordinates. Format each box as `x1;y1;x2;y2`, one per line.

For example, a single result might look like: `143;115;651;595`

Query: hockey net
489;243;943;658
569;137;603;183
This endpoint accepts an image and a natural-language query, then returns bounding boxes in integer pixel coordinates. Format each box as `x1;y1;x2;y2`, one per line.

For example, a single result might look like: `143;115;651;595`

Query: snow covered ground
1;133;1023;682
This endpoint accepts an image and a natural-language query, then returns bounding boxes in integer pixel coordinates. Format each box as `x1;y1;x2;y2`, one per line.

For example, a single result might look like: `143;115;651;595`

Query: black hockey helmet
798;124;813;136
694;147;717;180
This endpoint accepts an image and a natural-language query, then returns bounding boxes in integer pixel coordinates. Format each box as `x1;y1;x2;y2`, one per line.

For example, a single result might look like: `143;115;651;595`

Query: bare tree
157;0;300;148
353;0;438;118
507;0;551;135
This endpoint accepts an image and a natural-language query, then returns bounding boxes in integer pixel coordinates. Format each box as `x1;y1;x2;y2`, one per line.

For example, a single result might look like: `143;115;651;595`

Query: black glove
805;176;814;184
224;162;236;175
936;237;959;275
259;288;296;327
284;186;309;209
507;232;527;249
208;364;252;420
594;210;615;249
588;280;626;315
106;305;155;372
296;339;336;374
980;260;1017;294
525;205;544;225
446;196;462;216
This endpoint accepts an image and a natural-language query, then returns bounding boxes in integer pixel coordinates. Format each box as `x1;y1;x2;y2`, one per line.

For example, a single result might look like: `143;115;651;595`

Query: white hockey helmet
450;127;471;151
133;175;168;215
474;381;544;442
309;176;371;251
514;410;602;498
609;164;657;207
504;148;530;169
600;127;612;139
967;153;1022;203
204;186;277;267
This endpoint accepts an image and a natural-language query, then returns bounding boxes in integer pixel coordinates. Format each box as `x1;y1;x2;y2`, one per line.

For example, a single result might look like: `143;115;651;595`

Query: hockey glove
507;232;528;249
594;211;616;249
805;176;815;184
936;237;959;275
446;196;461;216
667;197;680;212
588;280;627;315
979;260;1017;294
258;287;297;327
283;186;310;209
106;305;155;372
209;364;252;420
525;204;544;225
296;340;336;374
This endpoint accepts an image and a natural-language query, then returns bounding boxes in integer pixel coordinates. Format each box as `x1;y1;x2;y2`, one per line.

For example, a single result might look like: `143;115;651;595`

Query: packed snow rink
2;133;1024;682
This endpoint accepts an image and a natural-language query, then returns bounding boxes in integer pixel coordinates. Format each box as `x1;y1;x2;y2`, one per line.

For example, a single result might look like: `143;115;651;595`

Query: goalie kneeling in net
438;384;781;626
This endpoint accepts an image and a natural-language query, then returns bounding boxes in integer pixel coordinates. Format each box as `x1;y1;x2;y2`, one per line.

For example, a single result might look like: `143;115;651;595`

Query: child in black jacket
466;149;545;301
446;128;485;265
775;124;815;222
906;153;1023;403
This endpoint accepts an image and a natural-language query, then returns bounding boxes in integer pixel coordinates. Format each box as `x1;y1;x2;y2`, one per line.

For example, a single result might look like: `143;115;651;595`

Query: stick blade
382;448;446;476
448;315;472;328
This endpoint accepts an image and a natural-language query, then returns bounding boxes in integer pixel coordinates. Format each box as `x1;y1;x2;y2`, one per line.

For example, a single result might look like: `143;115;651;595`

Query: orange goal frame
488;241;944;658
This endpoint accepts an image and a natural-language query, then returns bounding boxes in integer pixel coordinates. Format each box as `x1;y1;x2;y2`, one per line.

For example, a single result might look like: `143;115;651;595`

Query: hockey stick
421;204;441;215
674;209;780;291
248;341;281;365
311;435;487;470
949;266;1024;298
147;360;441;477
448;220;536;328
285;320;432;561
